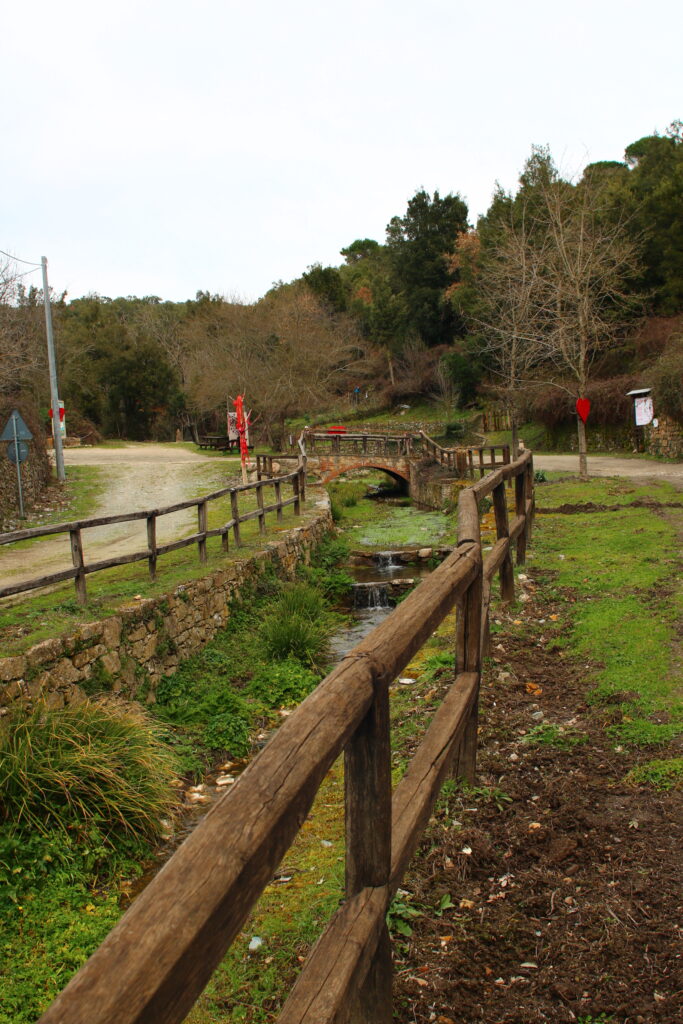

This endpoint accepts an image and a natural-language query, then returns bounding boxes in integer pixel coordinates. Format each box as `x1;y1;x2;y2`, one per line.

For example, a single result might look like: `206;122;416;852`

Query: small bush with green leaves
310;535;350;570
0;698;177;843
155;670;254;757
248;659;320;708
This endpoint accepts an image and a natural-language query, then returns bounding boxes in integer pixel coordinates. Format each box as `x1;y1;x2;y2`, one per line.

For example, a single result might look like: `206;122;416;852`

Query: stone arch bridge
257;431;512;504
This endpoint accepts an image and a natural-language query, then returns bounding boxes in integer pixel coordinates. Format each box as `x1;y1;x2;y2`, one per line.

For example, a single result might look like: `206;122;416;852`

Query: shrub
0;698;177;843
277;582;327;621
648;343;683;423
260;612;328;667
155;670;254;757
248;659;320;708
310;535;350;570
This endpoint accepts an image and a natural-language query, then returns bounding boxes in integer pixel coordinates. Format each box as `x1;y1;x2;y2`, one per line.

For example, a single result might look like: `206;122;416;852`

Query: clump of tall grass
0;698;178;843
259;583;331;666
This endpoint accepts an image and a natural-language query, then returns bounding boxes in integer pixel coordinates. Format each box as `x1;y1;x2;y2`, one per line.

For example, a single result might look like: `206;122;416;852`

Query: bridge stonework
311;453;411;485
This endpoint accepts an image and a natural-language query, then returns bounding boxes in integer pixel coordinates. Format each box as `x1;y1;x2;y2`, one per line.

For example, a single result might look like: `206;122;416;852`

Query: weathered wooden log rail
418;430;511;478
37;451;534;1024
303;429;418;457
0;465;307;604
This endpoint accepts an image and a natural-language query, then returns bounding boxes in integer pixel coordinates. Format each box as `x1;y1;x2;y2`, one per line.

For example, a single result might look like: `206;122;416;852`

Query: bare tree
534;174;641;479
182;284;367;446
0;260;45;398
474;216;549;457
474;166;640;478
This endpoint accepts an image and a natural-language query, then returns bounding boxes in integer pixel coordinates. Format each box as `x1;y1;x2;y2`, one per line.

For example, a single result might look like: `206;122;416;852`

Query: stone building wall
0;508;333;714
644;414;683;459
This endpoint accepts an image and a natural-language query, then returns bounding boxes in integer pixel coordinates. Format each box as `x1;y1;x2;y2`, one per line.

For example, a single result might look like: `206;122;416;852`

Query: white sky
2;0;680;303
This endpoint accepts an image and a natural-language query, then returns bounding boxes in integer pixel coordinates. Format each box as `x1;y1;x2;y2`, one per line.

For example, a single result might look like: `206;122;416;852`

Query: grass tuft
0;697;177;842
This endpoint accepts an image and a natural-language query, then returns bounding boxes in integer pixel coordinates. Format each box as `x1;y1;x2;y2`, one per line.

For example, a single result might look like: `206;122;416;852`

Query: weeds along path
0;444;236;592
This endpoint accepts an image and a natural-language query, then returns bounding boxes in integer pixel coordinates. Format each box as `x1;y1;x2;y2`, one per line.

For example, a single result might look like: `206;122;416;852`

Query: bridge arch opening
319;463;409;494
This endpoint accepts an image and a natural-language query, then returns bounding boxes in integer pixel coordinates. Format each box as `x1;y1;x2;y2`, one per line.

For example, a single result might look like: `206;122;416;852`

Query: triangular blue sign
0;409;33;442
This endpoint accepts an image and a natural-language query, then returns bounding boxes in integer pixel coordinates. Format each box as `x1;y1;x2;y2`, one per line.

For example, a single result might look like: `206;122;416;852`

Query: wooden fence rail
37;451;534;1024
0;465;307;604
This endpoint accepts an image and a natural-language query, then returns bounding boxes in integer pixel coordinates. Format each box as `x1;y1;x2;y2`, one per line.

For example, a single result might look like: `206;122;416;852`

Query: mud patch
538;499;683;514
394;581;683;1024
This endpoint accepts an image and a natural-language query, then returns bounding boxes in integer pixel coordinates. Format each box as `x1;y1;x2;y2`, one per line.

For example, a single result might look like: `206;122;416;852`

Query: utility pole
41;256;66;481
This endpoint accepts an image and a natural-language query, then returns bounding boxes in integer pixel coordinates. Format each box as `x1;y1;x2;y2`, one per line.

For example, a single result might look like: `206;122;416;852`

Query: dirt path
0;444;239;591
534;452;683;487
394;573;683;1024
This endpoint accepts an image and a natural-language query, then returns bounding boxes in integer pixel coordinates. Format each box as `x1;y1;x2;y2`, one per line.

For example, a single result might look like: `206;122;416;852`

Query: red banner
233;395;249;467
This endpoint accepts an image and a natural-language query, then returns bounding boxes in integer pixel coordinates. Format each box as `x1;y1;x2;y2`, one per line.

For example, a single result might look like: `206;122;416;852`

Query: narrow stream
124;551;433;905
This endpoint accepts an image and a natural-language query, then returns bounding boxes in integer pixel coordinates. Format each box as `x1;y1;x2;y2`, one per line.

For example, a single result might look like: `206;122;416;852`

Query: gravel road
533;452;683;487
1;444;240;592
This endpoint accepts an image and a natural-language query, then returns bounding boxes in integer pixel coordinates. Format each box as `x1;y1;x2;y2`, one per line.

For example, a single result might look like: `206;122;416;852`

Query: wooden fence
0;465;307;604
302;430;417;457
37;450;534;1024
418;430;511;478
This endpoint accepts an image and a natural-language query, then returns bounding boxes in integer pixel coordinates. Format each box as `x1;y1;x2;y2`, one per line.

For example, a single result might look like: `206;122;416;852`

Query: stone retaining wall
0;506;333;715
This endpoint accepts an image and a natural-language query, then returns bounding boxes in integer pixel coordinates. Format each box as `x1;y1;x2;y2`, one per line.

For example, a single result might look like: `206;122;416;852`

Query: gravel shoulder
534;453;683;487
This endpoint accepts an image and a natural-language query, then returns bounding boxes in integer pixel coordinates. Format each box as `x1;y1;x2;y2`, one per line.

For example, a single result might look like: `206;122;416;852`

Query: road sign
1;411;31;518
7;440;29;464
0;409;33;442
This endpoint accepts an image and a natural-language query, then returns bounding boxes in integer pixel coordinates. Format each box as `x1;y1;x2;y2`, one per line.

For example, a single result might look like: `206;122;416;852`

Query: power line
0;248;42;267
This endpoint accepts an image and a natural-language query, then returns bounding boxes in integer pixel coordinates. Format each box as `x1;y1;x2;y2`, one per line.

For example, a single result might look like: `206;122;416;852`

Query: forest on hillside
1;123;682;451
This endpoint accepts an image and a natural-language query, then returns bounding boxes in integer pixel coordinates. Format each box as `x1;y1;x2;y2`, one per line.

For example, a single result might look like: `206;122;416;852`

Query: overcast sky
2;0;680;303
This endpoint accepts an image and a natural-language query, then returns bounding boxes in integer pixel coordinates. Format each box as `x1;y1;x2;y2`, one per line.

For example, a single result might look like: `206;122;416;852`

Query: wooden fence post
299;464;306;502
69;528;87;604
293;472;301;515
146;515;157;580
274;479;283;523
455;490;482;783
492;482;515;604
345;673;392;1024
256;483;265;535
230;489;241;547
515;468;527;565
454;563;482;784
197;502;208;563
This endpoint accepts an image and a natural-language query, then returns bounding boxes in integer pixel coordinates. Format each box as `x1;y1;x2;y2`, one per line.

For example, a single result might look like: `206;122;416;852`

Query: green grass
0;696;177;1024
0;699;178;840
522;722;589;750
3;465;106;541
624;758;683;791
535;481;683;751
535;472;682;508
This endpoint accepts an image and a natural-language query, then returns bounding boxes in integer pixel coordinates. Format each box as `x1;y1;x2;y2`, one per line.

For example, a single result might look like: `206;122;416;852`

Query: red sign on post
576;398;591;423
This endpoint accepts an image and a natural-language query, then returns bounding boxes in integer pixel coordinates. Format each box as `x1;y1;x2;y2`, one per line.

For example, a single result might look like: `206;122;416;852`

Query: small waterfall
352;582;391;609
375;551;402;569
